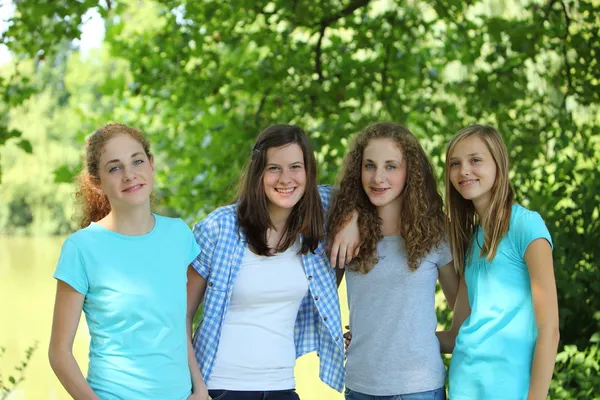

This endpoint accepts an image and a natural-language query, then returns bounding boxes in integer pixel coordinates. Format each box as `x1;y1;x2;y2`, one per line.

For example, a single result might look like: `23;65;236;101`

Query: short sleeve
53;239;89;295
181;220;201;266
318;184;333;212
190;219;215;279
514;210;553;258
436;240;453;269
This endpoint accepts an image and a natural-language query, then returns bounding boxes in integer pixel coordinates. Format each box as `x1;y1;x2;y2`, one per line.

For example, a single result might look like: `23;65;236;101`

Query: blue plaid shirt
191;185;345;392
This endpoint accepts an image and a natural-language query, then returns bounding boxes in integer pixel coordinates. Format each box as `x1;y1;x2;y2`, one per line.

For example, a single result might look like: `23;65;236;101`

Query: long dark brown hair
76;123;152;228
328;122;445;273
236;124;323;255
445;125;514;275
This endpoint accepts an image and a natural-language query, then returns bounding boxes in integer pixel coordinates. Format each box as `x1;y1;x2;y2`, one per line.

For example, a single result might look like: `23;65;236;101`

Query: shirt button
208;282;213;287
323;316;328;321
308;275;313;280
336;336;340;341
314;296;320;300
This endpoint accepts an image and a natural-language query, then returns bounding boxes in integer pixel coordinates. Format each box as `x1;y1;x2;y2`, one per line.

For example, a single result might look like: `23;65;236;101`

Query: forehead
363;138;403;159
265;143;304;163
99;134;145;161
451;135;490;157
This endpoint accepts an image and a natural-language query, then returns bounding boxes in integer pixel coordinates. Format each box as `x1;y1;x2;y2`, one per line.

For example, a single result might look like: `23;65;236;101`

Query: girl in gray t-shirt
328;122;459;400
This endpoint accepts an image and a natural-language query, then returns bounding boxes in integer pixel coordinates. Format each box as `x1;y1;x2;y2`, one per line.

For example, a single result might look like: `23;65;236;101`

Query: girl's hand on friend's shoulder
329;211;360;268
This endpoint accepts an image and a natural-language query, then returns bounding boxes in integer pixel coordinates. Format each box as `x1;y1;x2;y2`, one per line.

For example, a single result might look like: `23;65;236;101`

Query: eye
364;163;375;169
291;164;303;170
385;164;397;170
268;166;281;171
449;161;460;167
109;165;121;173
133;159;144;165
471;158;482;163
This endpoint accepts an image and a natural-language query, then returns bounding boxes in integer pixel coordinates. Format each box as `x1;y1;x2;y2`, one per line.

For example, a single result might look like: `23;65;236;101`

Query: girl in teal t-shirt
49;124;207;400
438;125;559;400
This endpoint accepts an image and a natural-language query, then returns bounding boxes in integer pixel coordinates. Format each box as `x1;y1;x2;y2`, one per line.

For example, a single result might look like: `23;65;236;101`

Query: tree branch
559;0;574;96
255;88;272;129
314;0;371;81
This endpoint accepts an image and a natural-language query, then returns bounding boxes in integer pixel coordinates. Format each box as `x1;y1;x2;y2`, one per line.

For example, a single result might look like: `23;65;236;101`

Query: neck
98;204;154;236
377;198;402;236
267;206;292;252
473;196;491;225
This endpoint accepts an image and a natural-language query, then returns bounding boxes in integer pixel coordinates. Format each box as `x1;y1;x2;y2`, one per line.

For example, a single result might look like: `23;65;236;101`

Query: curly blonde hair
327;122;445;273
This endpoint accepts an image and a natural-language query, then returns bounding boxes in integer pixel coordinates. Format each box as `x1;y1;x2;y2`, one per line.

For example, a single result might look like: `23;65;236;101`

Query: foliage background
0;0;598;398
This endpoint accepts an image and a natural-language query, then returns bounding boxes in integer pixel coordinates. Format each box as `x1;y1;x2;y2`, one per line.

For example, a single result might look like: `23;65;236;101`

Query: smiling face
262;143;307;218
448;134;497;212
361;138;407;212
95;134;155;210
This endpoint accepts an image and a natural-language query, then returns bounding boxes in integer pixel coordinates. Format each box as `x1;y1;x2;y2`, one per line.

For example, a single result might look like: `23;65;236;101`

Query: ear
149;155;155;172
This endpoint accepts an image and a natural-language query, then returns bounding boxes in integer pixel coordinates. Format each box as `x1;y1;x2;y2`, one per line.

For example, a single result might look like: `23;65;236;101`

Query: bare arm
438;261;459;310
48;281;100;400
437;275;471;354
329;211;360;269
186;266;209;399
526;239;559;400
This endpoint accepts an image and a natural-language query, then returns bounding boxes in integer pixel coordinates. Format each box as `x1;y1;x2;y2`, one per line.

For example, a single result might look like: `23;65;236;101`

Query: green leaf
16;138;33;154
53;164;78;183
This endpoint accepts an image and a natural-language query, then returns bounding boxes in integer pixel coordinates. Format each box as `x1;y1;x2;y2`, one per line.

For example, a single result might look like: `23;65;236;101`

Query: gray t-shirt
345;235;452;395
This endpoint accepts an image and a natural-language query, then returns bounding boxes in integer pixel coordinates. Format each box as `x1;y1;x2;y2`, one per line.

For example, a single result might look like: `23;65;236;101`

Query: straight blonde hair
445;125;514;275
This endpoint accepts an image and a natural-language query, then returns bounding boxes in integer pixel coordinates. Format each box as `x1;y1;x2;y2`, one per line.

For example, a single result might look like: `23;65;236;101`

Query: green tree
2;0;599;395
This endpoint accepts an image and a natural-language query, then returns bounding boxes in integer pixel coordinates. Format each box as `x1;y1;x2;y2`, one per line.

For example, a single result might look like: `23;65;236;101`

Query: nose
460;163;471;177
278;168;292;184
374;168;385;183
122;166;135;182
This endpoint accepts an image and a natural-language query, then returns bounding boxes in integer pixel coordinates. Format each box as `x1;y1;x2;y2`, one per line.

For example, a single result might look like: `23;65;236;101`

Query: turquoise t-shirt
54;215;200;400
449;205;553;400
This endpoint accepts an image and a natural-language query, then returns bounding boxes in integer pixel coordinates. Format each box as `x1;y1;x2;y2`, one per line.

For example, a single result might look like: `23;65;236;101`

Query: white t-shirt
207;241;309;390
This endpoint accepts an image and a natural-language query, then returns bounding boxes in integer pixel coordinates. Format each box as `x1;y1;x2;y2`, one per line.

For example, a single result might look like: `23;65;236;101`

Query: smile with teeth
459;179;479;186
370;187;390;194
275;187;296;195
123;184;144;193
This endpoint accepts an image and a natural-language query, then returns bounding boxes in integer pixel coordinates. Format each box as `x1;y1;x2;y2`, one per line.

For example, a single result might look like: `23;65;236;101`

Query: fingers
343;325;352;349
353;245;360;258
345;244;354;265
337;244;347;269
329;245;339;269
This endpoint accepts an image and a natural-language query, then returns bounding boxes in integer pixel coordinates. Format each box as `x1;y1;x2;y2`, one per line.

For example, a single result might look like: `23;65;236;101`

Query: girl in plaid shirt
187;124;355;400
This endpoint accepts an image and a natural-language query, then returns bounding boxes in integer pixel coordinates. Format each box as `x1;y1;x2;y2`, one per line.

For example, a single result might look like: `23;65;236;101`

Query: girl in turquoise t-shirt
49;124;208;400
438;125;559;400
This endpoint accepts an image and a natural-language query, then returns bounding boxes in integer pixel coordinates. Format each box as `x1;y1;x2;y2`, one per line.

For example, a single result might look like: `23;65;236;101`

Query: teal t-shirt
449;205;553;400
54;215;200;400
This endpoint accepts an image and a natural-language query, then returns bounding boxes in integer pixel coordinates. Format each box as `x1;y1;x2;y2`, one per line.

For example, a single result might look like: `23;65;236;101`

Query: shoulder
194;205;239;236
65;225;101;248
509;204;546;231
154;214;194;237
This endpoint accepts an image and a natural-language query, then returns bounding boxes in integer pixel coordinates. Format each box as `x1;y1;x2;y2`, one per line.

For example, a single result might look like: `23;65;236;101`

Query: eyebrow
449;152;484;160
104;152;144;167
364;158;402;163
266;161;304;166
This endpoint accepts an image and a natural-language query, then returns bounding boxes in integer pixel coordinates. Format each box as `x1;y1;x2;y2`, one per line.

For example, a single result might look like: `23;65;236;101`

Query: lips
275;187;296;196
459;179;479;186
370;187;390;194
122;184;144;193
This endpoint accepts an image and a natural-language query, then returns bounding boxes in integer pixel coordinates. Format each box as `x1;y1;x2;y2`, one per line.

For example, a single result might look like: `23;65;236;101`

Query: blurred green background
0;0;598;399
